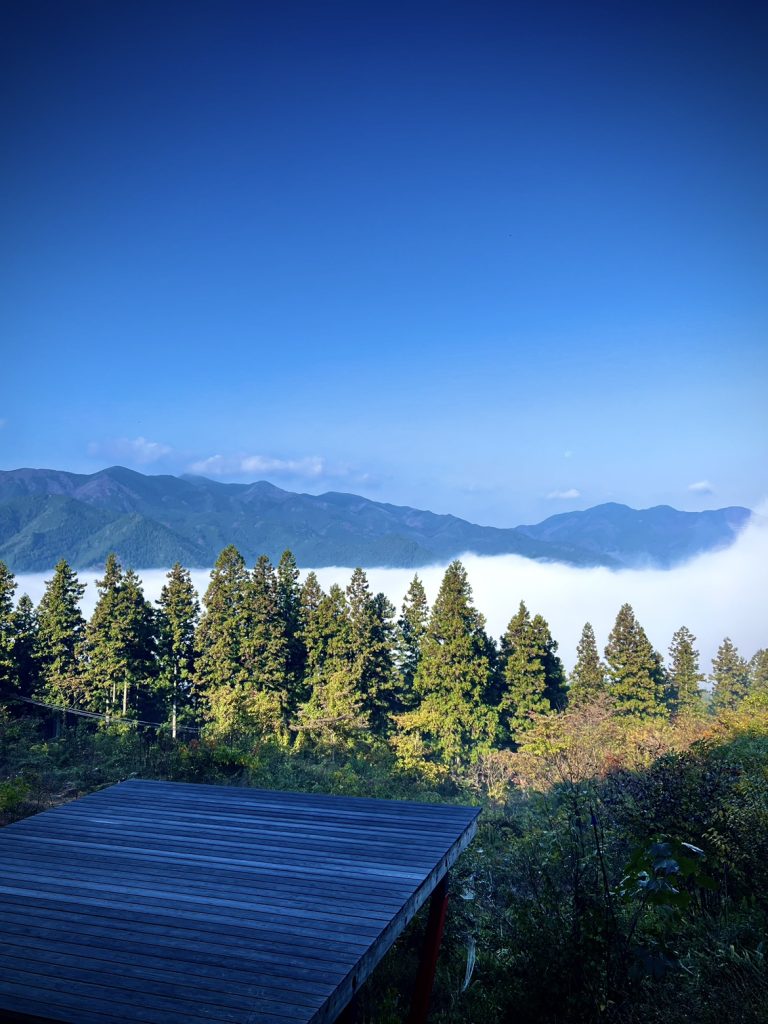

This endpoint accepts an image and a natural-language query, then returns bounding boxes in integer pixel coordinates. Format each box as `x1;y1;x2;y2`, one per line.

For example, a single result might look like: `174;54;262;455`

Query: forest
1;547;767;1023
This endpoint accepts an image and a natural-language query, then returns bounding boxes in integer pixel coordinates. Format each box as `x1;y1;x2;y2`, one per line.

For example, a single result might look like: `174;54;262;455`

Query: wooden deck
0;779;480;1023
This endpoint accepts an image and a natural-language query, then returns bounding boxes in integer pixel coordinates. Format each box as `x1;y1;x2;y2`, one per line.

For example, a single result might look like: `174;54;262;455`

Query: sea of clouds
14;509;767;674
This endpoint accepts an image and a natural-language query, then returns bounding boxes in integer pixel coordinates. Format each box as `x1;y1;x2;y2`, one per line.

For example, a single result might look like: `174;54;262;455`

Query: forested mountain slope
0;466;752;571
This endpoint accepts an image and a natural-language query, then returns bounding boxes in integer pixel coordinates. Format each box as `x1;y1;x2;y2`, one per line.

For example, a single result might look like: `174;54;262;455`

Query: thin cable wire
0;691;201;735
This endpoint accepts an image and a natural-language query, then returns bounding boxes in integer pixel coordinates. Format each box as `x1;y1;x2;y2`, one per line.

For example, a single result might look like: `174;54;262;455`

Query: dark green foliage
397;561;496;772
668;626;706;717
568;621;607;705
499;602;567;740
346;568;395;733
243;555;290;729
394;575;429;708
710;637;750;712
156;564;199;737
84;555;156;719
195;545;251;692
605;603;667;718
298;583;367;746
276;550;306;706
36;560;86;707
11;595;38;698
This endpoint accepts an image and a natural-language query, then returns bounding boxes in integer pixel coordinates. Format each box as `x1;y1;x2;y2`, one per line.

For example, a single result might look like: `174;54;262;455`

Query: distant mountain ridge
0;466;752;573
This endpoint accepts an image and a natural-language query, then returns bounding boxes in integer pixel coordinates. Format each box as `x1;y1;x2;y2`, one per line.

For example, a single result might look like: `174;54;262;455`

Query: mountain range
0;466;752;573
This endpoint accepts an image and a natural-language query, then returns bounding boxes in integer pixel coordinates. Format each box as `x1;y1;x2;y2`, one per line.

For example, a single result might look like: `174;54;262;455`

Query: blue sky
2;0;766;526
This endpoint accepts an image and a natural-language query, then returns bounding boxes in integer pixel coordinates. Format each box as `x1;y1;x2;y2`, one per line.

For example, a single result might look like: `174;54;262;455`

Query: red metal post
407;873;450;1024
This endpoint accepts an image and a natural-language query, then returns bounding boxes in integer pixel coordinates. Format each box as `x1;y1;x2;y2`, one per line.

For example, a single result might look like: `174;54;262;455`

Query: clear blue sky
2;0;766;525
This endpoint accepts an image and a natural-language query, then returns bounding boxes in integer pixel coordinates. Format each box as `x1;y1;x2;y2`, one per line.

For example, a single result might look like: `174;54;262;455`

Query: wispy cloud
688;480;715;495
88;436;174;465
547;488;581;500
0;418;7;429
187;452;371;485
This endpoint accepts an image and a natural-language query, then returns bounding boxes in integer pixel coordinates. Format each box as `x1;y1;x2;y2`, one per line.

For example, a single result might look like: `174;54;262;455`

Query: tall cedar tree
298;583;367;746
710;637;750;712
0;562;17;695
499;602;567;740
604;603;667;718
568;622;607;706
394;575;429;710
668;626;706;717
242;555;290;735
12;595;38;698
346;568;395;733
397;561;496;771
85;556;156;719
194;546;253;735
36;560;86;707
156;564;199;737
277;550;306;709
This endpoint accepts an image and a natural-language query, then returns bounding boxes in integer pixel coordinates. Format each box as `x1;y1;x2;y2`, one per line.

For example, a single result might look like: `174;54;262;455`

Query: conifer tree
194;546;253;734
298;584;366;746
346;568;395;733
36;560;86;707
277;550;306;705
12;595;38;698
242;555;289;734
0;562;17;695
667;625;706;717
568;622;607;706
195;546;250;689
498;602;566;740
394;575;429;710
396;561;496;771
604;603;666;718
710;637;750;712
156;564;199;738
85;556;156;720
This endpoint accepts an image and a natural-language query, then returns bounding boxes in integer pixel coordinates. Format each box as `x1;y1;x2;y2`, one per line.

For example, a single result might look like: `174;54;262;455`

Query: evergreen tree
748;649;768;696
396;561;496;772
194;546;253;734
394;575;429;710
710;637;750;712
242;555;289;734
498;602;566;740
299;571;327;677
298;583;366;746
0;562;17;695
11;595;39;698
346;568;395;734
85;556;156;720
568;622;607;706
277;550;306;706
195;546;250;689
36;560;86;707
604;603;666;718
667;625;706;717
156;564;199;737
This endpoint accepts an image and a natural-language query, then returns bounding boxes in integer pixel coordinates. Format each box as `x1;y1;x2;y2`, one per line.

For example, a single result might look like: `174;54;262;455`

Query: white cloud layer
88;437;173;465
13;506;767;675
688;480;715;495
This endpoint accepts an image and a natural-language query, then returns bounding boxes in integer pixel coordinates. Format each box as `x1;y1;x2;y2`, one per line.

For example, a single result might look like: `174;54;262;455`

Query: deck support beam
407;873;450;1024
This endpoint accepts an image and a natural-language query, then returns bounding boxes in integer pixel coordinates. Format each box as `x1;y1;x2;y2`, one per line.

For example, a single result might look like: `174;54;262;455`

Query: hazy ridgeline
12;505;768;670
